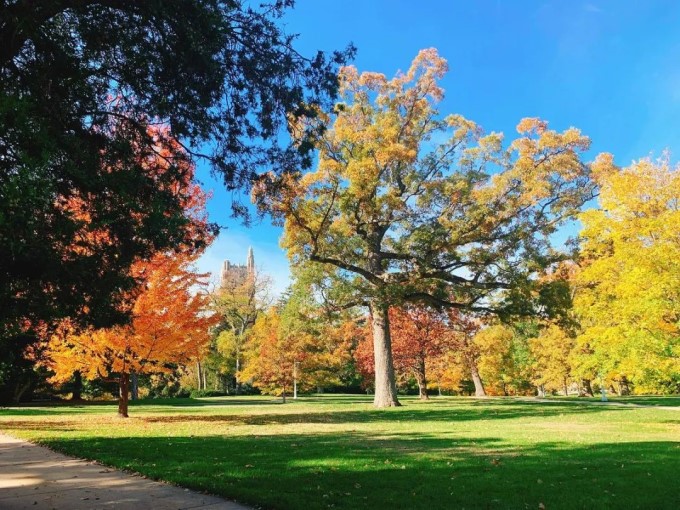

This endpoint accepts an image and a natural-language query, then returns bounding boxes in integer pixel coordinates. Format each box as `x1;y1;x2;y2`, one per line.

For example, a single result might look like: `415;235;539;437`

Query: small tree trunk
202;369;207;391
118;372;130;418
196;361;203;390
415;358;428;400
619;376;631;396
13;379;31;404
582;379;594;397
563;378;569;397
235;356;240;395
370;301;400;408
130;372;138;401
281;384;286;404
71;370;83;401
470;362;486;397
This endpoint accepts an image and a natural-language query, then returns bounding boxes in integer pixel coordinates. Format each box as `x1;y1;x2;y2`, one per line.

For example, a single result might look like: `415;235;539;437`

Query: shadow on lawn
0;397;283;416
33;432;680;510
139;401;624;426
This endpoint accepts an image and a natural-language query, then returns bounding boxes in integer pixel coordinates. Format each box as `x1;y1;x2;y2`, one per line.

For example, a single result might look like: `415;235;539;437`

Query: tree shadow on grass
32;432;680;510
137;401;625;426
0;397;284;416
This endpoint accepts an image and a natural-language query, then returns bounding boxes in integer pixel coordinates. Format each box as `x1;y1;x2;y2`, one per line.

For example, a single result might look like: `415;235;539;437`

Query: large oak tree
255;49;611;407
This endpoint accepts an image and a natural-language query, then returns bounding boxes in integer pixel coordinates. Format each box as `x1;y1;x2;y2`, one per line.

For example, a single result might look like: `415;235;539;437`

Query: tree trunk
414;358;428;400
196;360;203;390
469;362;486;397
13;379;31;404
281;384;286;404
235;356;240;395
370;302;400;408
582;379;594;397
118;372;130;418
537;384;546;398
71;370;83;401
130;372;138;401
563;378;569;397
619;376;631;395
202;369;207;391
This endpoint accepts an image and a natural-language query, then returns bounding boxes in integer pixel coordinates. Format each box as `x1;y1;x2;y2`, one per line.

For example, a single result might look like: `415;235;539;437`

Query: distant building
220;247;254;287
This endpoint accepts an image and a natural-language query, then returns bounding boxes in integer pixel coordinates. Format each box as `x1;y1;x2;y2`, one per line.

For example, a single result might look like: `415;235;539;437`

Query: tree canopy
255;49;612;406
0;0;353;353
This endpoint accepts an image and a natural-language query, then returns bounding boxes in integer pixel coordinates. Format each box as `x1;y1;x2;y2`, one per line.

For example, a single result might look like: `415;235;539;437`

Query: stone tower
220;247;254;287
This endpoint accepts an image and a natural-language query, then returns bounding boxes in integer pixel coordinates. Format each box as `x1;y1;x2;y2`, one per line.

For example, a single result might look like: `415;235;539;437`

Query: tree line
1;2;676;412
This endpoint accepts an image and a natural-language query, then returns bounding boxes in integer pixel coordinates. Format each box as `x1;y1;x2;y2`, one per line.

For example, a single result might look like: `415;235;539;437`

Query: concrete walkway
0;434;251;510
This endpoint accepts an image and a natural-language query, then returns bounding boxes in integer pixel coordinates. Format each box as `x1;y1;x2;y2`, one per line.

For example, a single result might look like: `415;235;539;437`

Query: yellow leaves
590;152;617;185
574;156;680;387
516;117;548;135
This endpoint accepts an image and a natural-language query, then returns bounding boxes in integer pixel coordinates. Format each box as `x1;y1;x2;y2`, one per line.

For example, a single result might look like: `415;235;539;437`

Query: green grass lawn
1;395;679;509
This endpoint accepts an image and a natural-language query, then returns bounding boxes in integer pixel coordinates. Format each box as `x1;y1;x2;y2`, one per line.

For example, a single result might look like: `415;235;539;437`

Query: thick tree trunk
370;302;400;408
71;370;83;401
469;362;486;397
537;384;546;398
415;359;428;400
118;372;130;418
130;372;138;401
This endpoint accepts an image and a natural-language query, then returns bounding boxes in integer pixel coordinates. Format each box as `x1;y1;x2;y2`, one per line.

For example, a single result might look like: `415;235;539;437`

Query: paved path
0;434;251;510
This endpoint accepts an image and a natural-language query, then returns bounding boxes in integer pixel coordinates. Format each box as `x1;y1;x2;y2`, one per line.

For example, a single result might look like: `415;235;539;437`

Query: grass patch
2;395;679;509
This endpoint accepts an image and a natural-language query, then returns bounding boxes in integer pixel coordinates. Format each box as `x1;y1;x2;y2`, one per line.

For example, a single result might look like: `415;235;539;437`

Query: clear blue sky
196;0;680;295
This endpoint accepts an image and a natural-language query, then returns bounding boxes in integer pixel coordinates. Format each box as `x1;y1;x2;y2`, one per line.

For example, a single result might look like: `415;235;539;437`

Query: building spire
247;246;254;274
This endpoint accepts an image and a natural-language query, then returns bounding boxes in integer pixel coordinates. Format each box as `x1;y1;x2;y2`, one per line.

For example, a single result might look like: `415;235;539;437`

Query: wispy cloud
584;3;603;13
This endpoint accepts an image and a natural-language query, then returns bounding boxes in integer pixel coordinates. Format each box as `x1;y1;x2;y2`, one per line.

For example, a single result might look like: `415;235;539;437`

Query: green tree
255;49;608;407
573;156;680;393
212;269;273;393
0;0;353;364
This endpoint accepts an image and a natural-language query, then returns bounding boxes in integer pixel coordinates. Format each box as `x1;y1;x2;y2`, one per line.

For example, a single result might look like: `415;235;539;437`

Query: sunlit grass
1;395;678;509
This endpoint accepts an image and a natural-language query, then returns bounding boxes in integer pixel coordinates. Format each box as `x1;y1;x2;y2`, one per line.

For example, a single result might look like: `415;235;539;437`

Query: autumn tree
212;269;273;393
528;324;574;396
357;306;447;399
46;251;217;417
241;308;301;402
255;49;609;407
573;156;680;393
1;0;353;369
444;311;486;396
0;124;215;403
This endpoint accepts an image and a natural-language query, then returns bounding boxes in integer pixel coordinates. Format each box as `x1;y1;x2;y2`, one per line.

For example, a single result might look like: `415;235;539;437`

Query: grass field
1;395;679;509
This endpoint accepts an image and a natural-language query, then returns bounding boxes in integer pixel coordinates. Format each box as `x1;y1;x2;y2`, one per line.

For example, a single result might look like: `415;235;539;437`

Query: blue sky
195;0;680;295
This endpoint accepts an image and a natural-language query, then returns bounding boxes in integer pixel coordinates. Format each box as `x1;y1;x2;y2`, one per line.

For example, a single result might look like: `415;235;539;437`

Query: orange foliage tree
46;251;217;416
240;308;301;402
44;127;216;416
356;306;463;399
